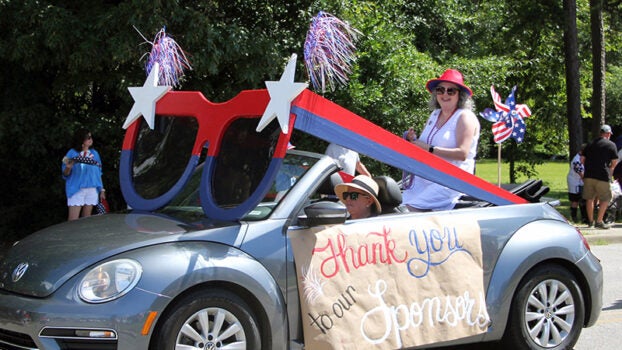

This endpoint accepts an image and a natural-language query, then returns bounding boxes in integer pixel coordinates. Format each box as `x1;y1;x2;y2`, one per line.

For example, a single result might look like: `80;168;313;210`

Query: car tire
151;289;261;350
500;264;585;350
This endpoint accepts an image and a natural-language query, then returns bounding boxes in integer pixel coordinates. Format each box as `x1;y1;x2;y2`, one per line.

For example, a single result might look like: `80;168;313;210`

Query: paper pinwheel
480;86;532;144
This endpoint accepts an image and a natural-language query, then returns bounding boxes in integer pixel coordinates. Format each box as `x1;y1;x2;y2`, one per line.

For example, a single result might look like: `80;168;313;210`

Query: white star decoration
122;62;171;130
256;54;308;134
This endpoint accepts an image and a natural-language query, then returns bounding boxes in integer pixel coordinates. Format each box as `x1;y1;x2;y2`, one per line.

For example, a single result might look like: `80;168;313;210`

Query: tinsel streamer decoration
304;11;361;93
141;26;192;87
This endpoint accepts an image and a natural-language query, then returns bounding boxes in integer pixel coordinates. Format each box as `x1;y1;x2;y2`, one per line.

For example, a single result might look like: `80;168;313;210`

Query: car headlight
78;259;142;303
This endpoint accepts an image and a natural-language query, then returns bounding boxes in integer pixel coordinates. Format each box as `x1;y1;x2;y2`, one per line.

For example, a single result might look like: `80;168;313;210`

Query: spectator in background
325;143;371;181
62;128;105;221
581;124;618;229
614;131;622;161
567;144;587;224
612;134;622;187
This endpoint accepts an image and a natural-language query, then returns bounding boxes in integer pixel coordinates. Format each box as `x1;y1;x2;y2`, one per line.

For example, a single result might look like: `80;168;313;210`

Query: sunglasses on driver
341;192;369;200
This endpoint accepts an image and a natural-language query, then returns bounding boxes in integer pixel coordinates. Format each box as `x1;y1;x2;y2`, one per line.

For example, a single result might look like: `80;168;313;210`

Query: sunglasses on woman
435;86;459;96
342;192;369;200
120;90;293;221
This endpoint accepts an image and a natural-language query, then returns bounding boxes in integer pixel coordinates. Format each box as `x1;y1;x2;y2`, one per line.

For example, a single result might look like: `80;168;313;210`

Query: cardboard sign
289;216;490;349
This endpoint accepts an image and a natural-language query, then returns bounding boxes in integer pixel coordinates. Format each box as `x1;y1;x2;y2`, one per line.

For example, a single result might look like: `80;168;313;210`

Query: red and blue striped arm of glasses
290;90;526;206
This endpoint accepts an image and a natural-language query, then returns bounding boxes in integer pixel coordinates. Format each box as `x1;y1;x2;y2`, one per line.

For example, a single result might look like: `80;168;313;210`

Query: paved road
573;242;622;349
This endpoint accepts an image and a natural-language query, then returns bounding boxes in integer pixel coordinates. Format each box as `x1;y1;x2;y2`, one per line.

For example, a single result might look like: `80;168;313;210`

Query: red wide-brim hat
425;69;473;96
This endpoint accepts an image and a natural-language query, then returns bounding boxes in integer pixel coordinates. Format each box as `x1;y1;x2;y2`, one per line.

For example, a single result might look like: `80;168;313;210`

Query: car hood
0;213;241;297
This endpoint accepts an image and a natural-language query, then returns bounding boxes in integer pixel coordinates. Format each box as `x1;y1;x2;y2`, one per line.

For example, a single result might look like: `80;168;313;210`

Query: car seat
315;171;345;200
374;175;405;214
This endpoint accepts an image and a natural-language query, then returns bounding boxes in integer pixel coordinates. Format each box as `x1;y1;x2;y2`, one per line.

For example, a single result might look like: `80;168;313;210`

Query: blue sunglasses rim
119;150;199;212
200;156;284;220
120;150;285;220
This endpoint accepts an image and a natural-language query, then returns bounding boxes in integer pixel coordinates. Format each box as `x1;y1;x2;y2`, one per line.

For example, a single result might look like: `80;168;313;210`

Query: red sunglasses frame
120;90;294;220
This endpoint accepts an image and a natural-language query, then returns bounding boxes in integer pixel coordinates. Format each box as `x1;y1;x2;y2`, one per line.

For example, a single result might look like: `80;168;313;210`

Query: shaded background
2;0;622;243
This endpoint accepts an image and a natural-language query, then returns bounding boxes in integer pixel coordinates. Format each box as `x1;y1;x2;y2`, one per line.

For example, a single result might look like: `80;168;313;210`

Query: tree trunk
591;0;606;137
564;0;584;157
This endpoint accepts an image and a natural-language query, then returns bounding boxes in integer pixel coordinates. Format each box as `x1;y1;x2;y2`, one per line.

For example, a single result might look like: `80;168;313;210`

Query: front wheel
151;289;261;350
500;264;585;350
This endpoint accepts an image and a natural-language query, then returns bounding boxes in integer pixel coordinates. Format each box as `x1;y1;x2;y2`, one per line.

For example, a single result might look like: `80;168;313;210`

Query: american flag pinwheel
480;85;532;144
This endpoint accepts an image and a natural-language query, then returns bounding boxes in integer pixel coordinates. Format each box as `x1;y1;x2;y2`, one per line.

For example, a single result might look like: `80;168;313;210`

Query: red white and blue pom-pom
140;26;192;87
304;11;361;93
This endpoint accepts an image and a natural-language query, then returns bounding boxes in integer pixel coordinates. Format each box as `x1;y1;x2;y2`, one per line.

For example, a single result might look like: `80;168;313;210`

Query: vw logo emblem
12;263;29;282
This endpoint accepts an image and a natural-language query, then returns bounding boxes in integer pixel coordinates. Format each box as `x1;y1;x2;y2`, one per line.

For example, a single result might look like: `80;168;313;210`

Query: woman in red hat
402;69;480;211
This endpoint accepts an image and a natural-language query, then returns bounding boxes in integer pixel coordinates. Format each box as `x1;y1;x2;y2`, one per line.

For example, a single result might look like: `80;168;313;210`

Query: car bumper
578;249;603;327
0;287;169;349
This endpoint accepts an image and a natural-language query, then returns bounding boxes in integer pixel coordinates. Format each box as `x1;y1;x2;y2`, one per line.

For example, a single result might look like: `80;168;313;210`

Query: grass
590;239;610;246
475;159;570;218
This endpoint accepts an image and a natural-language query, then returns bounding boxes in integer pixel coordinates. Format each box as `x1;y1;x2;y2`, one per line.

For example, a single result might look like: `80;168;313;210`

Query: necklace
426;108;458;145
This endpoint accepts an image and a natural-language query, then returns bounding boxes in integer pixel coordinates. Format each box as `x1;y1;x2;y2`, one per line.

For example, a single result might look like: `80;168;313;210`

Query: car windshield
158;151;319;221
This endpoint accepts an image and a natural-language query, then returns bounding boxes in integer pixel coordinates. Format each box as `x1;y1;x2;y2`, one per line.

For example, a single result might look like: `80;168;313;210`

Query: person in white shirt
325;143;371;180
402;69;480;211
566;145;587;224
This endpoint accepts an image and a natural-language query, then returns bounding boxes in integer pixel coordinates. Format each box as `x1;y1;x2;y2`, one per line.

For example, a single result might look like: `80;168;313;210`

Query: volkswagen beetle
0;84;602;350
0;147;602;350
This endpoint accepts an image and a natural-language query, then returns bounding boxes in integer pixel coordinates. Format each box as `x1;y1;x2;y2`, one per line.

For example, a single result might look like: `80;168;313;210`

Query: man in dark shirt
581;124;618;229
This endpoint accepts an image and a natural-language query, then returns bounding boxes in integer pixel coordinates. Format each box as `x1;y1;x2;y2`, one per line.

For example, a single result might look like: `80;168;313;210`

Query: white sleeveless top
402;108;479;210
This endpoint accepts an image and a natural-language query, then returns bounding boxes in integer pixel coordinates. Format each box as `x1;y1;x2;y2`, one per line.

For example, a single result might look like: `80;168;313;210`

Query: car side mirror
298;201;348;227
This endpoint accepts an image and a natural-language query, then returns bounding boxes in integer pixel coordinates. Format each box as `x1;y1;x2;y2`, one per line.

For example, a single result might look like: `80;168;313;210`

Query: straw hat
425;69;473;96
334;175;382;213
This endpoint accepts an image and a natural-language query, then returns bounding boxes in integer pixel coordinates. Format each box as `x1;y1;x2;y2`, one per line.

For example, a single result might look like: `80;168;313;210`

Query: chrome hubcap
176;307;246;349
524;279;575;348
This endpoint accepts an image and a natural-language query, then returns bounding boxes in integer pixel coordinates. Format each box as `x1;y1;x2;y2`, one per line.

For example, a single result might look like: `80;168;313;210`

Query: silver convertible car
0;86;603;349
0;151;603;350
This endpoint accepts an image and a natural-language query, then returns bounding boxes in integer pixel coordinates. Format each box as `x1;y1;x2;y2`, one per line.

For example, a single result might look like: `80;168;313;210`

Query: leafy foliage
0;0;619;238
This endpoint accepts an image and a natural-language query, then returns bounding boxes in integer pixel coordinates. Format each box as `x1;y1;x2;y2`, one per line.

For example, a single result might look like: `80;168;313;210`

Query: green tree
1;0;620;241
591;0;606;138
0;0;313;240
566;0;585;158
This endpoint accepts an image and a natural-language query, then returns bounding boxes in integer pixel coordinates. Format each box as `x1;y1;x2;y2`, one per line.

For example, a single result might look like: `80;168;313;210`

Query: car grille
0;328;37;349
0;328;118;350
39;327;118;350
54;339;117;350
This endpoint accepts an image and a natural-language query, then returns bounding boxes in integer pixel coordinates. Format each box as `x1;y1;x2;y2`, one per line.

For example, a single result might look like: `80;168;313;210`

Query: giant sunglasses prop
120;89;294;221
121;60;526;221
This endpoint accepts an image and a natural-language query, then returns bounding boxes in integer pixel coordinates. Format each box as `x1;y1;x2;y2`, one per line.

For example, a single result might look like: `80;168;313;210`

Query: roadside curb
576;223;622;245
